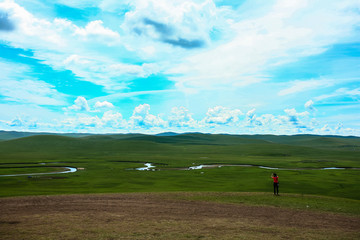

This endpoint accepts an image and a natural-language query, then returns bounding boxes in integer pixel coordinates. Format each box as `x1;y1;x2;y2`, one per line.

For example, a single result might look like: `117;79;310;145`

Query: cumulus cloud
204;106;243;125
129;104;165;128
8;116;24;127
284;108;309;127
256;114;282;128
246;109;262;126
66;96;90;111
62;110;126;131
62;115;101;129
168;106;197;128
101;110;125;128
2;101;359;136
242;108;316;134
4;115;39;130
320;124;331;133
74;20;121;45
305;100;316;111
94;101;114;109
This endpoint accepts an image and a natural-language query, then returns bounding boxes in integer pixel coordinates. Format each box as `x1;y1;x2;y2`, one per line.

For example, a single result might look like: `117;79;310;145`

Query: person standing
271;173;279;195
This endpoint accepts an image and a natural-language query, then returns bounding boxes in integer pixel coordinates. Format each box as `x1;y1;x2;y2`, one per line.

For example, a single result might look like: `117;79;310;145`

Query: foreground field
1;192;359;240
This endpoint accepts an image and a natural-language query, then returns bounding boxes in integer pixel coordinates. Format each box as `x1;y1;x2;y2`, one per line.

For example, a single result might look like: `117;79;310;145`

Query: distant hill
0;131;359;170
0;130;92;141
155;132;179;136
0;131;359;151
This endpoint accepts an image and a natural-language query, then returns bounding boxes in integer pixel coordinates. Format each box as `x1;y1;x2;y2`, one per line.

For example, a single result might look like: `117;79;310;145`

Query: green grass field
0;132;359;215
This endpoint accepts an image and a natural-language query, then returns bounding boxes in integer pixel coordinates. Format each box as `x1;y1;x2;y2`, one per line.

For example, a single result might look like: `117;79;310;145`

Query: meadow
1;132;360;203
1;132;360;239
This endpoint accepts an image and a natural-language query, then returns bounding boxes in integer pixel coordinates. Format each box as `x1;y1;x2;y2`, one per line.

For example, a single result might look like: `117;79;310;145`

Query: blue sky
0;0;359;135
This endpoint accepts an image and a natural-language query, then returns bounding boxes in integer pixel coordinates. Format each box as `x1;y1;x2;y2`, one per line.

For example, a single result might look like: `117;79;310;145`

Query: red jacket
272;176;279;183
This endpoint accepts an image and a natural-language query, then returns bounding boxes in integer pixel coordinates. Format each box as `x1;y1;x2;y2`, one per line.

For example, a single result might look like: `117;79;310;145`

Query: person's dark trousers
273;182;279;195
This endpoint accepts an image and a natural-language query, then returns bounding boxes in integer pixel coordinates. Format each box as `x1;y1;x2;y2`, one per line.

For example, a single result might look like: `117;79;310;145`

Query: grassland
1;133;359;200
1;132;360;239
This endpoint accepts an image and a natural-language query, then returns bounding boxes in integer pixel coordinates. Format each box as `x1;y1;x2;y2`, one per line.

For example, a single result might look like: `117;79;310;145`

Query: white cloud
62;55;123;90
63;54;91;65
0;1;157;92
129;104;165;128
101;110;126;128
0;61;67;106
62;55;160;91
3;115;39;130
61;110;127;132
346;88;360;96
0;102;64;126
315;87;360;101
8;116;24;127
74;20;121;45
305;100;315;111
284;108;309;126
1;100;358;135
246;109;262;126
204;106;243;125
121;0;219;47
168;106;197;128
107;62;160;78
167;0;360;91
278;79;332;96
256;114;282;128
66;96;90;112
241;107;317;134
0;78;66;106
62;115;102;129
4;0;357;95
0;1;70;49
94;101;114;109
320;124;332;133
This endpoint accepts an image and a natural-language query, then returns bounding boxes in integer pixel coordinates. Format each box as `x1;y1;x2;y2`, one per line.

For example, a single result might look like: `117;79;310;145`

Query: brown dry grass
1;193;359;239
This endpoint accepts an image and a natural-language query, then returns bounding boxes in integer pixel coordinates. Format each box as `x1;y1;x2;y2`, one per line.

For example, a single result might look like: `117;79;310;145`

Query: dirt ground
1;193;359;240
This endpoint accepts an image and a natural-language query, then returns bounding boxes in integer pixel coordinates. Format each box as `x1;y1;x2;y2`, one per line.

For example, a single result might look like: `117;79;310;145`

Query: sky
0;0;359;135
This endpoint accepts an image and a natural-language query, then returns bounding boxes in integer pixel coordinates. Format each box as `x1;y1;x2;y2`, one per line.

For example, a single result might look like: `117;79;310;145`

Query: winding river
133;163;358;171
1;162;357;177
0;166;77;177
